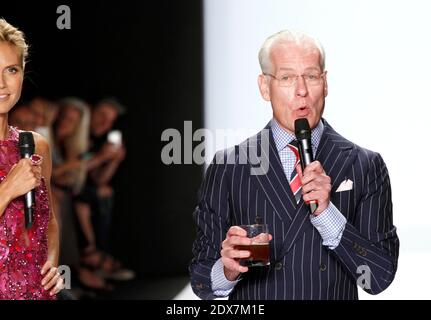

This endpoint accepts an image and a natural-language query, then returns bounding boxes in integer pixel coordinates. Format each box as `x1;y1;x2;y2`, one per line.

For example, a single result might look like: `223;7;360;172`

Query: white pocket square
336;179;353;192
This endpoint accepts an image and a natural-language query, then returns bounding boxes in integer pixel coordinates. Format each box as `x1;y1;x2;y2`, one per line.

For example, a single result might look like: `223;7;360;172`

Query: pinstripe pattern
189;119;399;300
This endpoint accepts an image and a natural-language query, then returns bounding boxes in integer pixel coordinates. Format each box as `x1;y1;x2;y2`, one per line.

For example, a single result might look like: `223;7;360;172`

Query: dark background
1;0;203;277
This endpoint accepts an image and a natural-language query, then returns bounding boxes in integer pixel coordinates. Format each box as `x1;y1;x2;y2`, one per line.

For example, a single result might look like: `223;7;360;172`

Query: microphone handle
298;137;314;168
24;194;34;229
298;138;318;215
23;153;35;229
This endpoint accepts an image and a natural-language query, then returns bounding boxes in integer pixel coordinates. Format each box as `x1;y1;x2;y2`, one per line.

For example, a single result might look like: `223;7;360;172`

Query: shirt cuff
210;258;240;297
310;202;347;250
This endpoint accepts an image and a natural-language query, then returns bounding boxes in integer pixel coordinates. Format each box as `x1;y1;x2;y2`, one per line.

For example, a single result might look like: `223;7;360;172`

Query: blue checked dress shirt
210;118;347;297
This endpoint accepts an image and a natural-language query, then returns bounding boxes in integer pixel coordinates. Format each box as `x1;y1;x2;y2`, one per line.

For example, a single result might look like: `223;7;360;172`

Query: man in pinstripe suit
189;30;399;300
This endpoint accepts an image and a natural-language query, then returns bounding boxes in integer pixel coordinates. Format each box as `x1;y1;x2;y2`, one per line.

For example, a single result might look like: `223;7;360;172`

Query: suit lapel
315;120;358;195
275;119;358;258
250;123;297;222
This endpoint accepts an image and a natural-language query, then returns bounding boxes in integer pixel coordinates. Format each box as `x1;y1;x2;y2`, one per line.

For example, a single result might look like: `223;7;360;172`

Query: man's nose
295;76;308;97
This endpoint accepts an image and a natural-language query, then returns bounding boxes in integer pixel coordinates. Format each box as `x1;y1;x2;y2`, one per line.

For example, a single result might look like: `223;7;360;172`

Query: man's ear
258;74;271;101
323;71;328;97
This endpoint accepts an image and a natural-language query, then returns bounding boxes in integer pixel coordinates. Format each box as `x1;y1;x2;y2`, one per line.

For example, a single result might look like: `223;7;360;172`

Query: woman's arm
34;133;63;296
91;145;125;186
51;158;82;180
34;133;59;266
85;142;119;172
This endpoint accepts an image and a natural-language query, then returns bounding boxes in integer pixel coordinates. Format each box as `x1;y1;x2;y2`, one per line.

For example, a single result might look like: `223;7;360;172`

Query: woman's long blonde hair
54;97;91;193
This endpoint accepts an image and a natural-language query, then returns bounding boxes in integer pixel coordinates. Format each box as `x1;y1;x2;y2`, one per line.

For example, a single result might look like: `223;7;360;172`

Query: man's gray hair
258;29;326;74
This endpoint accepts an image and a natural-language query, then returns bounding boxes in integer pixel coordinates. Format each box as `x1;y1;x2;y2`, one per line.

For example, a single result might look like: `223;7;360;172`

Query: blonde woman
50;98;114;291
0;19;63;299
51;98;90;195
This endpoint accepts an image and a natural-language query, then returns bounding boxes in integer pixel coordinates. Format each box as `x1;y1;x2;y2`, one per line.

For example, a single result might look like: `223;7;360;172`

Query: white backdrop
199;0;431;300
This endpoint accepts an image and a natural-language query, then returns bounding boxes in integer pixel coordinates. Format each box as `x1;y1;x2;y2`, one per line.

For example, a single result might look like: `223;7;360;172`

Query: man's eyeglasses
263;71;326;87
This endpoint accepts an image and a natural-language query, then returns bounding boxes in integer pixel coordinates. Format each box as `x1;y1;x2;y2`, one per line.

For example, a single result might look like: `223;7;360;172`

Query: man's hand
113;145;126;162
296;161;331;215
221;226;251;281
100;143;126;163
221;226;272;281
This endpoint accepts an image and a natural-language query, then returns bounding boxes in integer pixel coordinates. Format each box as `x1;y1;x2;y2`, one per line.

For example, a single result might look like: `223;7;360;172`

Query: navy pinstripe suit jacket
189;119;399;300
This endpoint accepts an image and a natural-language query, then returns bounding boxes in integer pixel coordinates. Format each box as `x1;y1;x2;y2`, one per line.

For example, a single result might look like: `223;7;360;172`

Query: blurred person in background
29;96;58;142
50;97;112;294
74;98;134;281
30;97;56;128
9;101;35;131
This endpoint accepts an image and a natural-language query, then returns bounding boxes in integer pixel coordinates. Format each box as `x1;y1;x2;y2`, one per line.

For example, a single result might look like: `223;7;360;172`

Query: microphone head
18;132;35;156
294;118;311;140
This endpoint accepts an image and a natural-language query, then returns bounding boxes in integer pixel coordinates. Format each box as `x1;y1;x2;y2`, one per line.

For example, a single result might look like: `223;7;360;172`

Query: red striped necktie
287;140;302;204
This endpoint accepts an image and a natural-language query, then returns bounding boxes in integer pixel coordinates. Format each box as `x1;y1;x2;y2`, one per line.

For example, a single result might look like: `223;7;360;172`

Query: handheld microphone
294;118;318;214
18;132;35;229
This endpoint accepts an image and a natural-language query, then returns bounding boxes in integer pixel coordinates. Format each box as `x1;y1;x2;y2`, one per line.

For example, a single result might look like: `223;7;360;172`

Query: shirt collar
271;118;324;153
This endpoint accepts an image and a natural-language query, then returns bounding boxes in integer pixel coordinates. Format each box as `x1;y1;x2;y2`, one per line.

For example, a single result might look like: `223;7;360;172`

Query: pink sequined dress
0;126;55;300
